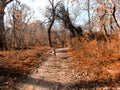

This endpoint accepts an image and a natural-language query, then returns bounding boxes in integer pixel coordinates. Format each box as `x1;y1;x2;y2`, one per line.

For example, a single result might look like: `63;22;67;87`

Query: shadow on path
21;76;120;89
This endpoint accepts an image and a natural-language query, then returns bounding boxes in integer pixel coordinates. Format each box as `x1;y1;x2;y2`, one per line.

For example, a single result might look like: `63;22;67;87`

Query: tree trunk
48;18;55;47
103;24;110;42
0;10;7;50
112;5;120;28
88;0;92;33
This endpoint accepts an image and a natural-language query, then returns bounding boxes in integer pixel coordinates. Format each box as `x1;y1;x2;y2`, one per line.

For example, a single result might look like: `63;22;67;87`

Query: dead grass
71;34;120;88
0;46;50;90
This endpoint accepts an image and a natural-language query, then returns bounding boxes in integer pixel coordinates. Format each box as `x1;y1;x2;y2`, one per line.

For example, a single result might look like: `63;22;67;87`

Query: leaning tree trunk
0;10;7;50
48;17;55;47
112;5;120;28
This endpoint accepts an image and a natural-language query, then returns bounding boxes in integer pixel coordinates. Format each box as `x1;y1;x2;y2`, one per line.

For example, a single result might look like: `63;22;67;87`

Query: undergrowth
0;46;50;90
71;33;120;88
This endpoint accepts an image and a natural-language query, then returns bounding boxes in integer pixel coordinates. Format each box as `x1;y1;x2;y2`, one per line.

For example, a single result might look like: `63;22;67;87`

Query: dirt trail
17;47;75;90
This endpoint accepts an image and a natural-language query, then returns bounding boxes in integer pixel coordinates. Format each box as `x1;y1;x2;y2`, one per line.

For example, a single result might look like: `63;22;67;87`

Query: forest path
18;47;75;90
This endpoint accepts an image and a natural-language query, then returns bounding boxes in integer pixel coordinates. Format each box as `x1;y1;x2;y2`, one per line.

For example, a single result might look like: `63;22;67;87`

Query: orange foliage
0;46;50;90
71;33;120;87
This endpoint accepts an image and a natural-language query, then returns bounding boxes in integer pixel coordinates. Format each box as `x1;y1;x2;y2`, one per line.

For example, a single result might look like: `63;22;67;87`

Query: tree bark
0;0;13;50
112;5;120;28
0;10;7;50
88;0;92;33
48;18;55;47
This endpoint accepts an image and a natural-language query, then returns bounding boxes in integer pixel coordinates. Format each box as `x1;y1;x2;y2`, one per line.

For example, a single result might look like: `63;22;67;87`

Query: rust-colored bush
71;33;120;87
0;46;49;90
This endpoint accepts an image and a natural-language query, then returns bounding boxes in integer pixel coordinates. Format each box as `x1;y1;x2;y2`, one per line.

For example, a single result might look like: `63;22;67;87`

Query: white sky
20;0;48;10
20;0;49;20
5;0;88;25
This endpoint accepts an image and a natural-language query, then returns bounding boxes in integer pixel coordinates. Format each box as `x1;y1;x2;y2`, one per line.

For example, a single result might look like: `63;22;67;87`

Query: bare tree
111;1;120;29
97;0;119;29
88;0;92;33
0;0;13;50
55;3;83;38
53;26;67;48
45;0;84;47
93;0;120;42
29;20;48;46
6;1;34;49
46;0;56;47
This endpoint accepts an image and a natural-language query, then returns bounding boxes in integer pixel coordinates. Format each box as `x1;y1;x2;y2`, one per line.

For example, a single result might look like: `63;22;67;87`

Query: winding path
18;47;75;90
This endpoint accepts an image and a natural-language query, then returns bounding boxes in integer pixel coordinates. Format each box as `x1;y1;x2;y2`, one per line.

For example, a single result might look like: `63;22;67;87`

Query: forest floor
0;46;120;90
17;47;120;90
0;47;50;90
17;47;77;90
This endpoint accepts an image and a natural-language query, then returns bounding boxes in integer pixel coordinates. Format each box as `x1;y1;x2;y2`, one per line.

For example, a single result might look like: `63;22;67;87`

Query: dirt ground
14;47;120;90
17;48;77;90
